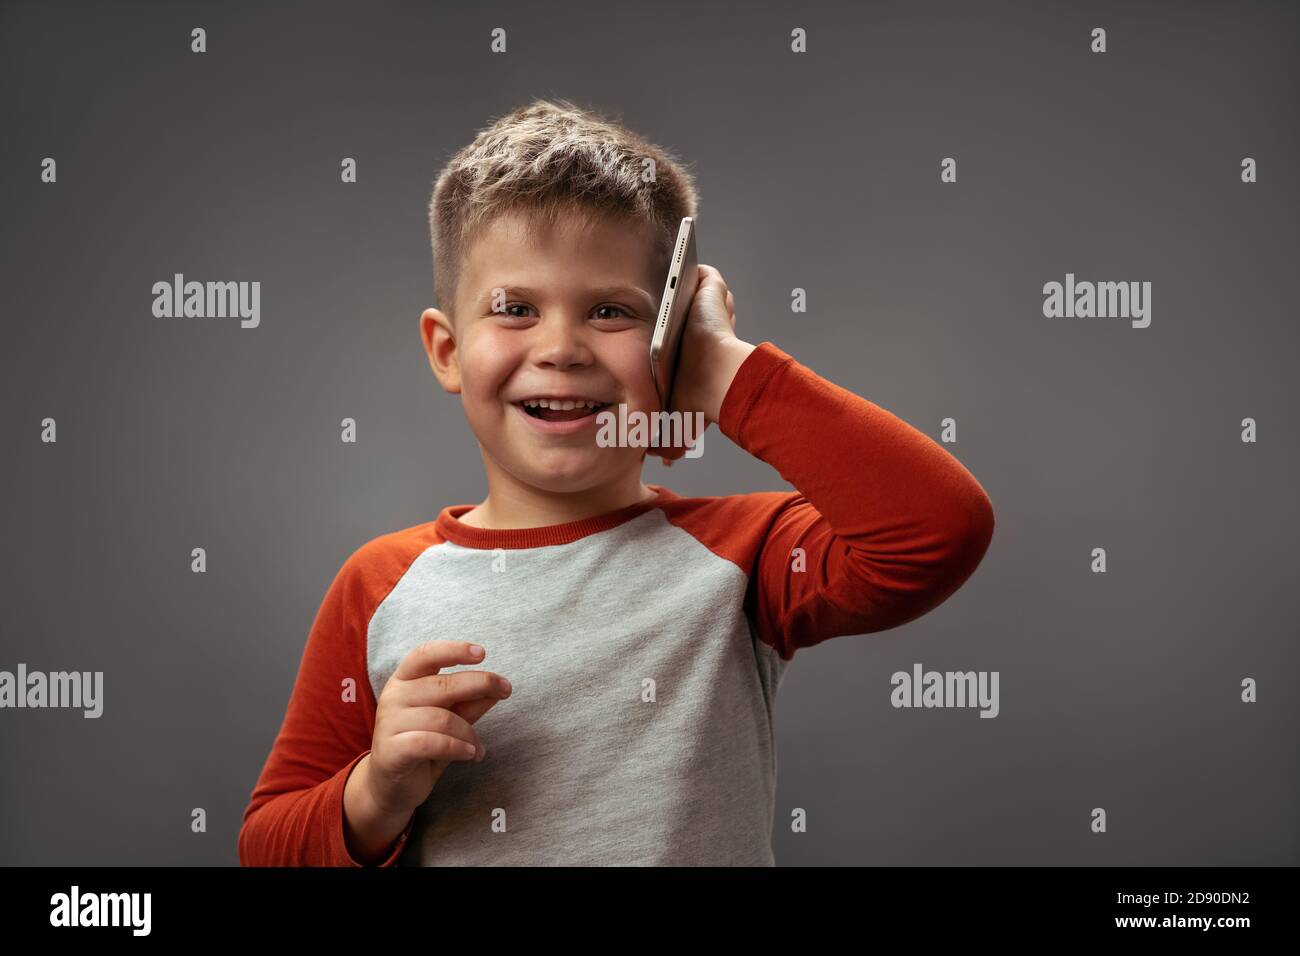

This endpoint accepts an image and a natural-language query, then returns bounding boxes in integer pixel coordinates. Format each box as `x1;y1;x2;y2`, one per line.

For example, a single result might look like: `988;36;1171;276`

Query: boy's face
422;208;667;497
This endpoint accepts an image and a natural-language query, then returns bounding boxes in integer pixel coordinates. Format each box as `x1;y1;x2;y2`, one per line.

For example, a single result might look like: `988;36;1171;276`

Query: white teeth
521;398;603;409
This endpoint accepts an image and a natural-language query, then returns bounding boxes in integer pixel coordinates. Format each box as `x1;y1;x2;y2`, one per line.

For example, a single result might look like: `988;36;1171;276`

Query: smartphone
649;217;699;417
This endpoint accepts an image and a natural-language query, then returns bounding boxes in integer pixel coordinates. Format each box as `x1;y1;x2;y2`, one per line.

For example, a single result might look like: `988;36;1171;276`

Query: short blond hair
428;98;699;319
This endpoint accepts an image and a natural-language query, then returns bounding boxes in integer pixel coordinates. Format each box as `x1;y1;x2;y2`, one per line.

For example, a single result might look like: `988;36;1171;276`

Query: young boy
238;98;995;866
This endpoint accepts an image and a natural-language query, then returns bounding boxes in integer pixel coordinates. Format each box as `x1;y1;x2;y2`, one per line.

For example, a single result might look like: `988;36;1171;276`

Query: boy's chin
509;455;636;496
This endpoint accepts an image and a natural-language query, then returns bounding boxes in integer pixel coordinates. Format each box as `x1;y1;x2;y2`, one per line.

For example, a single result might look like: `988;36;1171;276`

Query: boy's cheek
601;348;659;408
455;353;514;407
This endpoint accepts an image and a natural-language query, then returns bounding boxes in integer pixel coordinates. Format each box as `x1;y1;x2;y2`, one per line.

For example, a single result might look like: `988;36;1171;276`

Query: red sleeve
238;536;430;866
716;342;995;660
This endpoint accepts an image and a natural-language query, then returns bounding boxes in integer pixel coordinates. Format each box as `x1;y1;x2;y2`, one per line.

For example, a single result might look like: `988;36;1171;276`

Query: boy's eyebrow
489;284;657;312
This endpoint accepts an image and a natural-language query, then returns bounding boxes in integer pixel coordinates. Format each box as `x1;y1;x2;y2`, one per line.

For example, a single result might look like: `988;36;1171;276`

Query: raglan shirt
237;342;995;866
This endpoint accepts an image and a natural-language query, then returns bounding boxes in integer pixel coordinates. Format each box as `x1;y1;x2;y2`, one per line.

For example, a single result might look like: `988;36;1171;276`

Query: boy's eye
493;303;636;322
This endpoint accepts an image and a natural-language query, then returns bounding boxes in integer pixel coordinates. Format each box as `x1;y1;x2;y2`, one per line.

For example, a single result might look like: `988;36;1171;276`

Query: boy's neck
458;470;659;530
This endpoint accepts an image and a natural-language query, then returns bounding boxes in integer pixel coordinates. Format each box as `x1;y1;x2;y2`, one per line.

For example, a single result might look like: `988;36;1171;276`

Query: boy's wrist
355;753;417;823
343;753;414;864
702;338;757;423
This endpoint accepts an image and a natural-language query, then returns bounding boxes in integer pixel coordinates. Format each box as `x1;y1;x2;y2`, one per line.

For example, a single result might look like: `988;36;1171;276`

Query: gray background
2;0;1296;865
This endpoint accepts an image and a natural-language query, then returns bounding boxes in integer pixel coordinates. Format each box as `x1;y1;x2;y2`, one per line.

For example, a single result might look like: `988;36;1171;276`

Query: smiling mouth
516;399;611;422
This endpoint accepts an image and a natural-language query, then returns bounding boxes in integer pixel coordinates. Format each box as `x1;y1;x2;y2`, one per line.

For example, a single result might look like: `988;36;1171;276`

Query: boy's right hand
364;640;512;818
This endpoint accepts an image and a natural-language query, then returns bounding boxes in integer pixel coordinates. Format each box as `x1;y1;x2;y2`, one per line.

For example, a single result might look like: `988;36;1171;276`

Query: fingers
388;730;482;765
699;264;730;297
392;640;486;682
696;264;737;329
386;705;485;760
388;705;482;750
654;428;709;465
656;443;688;464
449;695;502;726
398;669;513;709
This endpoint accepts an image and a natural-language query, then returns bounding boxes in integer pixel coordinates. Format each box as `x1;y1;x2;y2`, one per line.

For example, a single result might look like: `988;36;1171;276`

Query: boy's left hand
654;264;756;465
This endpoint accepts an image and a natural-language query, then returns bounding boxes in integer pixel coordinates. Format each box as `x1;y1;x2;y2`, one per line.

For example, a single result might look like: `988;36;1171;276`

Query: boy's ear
420;307;461;394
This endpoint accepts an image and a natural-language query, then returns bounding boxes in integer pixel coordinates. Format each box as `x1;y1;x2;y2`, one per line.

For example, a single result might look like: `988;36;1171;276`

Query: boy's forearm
717;342;994;650
342;753;415;865
721;342;993;538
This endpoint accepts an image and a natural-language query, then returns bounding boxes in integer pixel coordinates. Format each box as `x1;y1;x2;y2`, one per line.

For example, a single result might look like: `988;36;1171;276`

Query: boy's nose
530;318;593;369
